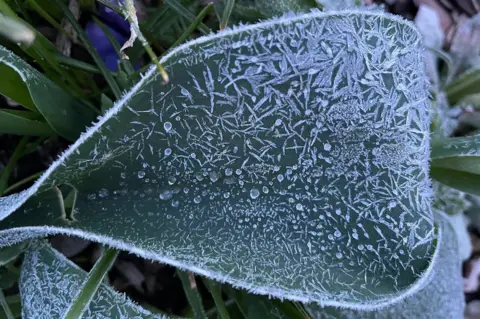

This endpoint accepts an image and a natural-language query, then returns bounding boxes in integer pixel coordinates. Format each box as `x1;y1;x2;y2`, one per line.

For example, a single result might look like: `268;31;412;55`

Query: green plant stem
3;170;44;195
203;279;229;319
53;53;101;74
62;247;119;319
123;0;169;83
0;137;28;196
0;289;14;319
51;0;122;99
25;0;77;43
177;270;207;319
220;0;235;30
163;0;211;34
171;3;213;47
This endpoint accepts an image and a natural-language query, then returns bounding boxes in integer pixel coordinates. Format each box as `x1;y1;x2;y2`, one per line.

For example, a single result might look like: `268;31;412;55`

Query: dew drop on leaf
159;190;173;201
163;122;172;132
250;188;260;199
98;188;109;198
194;196;202;204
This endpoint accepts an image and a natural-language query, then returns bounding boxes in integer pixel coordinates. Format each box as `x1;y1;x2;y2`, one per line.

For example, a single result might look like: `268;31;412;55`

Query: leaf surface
0;46;96;141
306;212;464;319
20;240;168;318
0;11;434;308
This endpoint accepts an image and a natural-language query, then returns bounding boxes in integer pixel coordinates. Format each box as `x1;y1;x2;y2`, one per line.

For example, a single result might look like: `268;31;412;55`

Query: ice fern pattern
20;240;167;318
0;11;435;308
307;212;464;318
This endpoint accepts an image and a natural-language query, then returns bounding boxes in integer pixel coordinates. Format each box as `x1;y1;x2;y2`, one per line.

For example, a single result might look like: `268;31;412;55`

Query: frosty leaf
20;240;168;318
0;45;96;141
0;11;434;308
306;212;464;319
431;135;480;195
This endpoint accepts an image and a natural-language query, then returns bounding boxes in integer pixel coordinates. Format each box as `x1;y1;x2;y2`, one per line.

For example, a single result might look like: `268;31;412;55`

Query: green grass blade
203;279;229;319
62;247;119;319
172;3;213;47
220;0;234;30
0;137;28;196
0;110;56;137
163;0;211;34
51;0;122;99
0;290;13;319
177;271;207;319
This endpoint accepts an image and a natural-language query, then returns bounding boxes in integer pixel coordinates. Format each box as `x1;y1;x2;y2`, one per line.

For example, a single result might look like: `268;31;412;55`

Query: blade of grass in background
163;0;211;34
52;0;122;99
220;0;235;29
177;271;207;319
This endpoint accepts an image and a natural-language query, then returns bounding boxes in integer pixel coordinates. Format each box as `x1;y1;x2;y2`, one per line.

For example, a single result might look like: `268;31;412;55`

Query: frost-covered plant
0;4;477;319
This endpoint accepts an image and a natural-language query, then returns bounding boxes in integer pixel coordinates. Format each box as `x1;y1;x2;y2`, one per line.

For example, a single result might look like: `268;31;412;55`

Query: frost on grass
20;240;167;319
307;212;465;319
0;11;434;307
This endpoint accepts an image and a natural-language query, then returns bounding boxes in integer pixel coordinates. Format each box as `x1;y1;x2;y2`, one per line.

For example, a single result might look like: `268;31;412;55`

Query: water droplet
168;176;176;185
233;146;238;153
190;153;196;158
99;188;109;198
273;166;280;172
87;193;96;200
388;201;397;209
324;143;331;151
171;200;179;208
277;174;284;182
209;171;219;183
250;188;260;199
183;187;189;194
159;190;173;201
335;209;341;215
225;168;233;176
223;192;231;199
352;232;359;240
275;119;282;126
358;244;364;250
164;148;172;156
295;203;303;211
335;252;343;259
137;171;145;179
334;230;341;237
164;122;172;132
262;186;269;194
194;196;202;204
235;169;242;175
120;172;126;179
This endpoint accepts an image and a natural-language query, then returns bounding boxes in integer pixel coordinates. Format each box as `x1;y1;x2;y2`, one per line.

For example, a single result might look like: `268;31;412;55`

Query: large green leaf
430;135;480;195
0;45;96;141
306;212;464;318
0;109;56;136
0;11;435;308
20;240;168;318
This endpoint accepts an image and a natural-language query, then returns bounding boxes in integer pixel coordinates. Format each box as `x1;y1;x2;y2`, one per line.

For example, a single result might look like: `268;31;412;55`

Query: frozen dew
209;171;219;183
163;121;172;132
194;195;202;204
262;186;269;194
98;188;109;199
334;230;342;237
87;193;96;200
225;168;233;176
295;203;304;211
352;232;359;240
250;188;260;199
235;169;242;175
171;200;179;208
335;252;343;259
137;171;145;179
120;172;126;179
223;192;231;199
159;190;173;201
164;148;172;156
275;119;282;126
277;174;284;182
323;143;332;151
168;176;176;185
